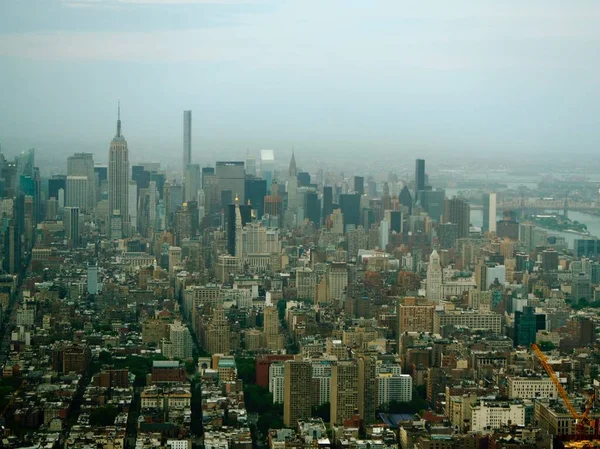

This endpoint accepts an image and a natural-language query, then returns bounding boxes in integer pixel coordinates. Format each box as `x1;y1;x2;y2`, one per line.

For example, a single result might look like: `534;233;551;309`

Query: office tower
380;218;390;249
397;297;435;334
541;249;559;271
260;149;275;192
263;305;283;350
304;190;320;227
66;175;89;212
169;321;193;359
322;186;333;221
426;249;443;302
87;263;100;295
245;178;267;219
184;163;201;203
444;197;470;239
339;193;361;232
354;176;364;196
108;105;129;238
206;305;231;355
297;172;310;187
327;263;348;303
482;192;497;233
514;306;545;347
331;361;359;426
183;110;192;171
216;161;245;204
497;211;519;240
58;188;65;209
48;175;66;201
68;153;96;211
64;206;80;248
128;181;137;234
421;189;445;222
572;272;591;301
574;239;600;259
358;355;377;424
399;185;413;216
3;219;21;274
438;222;458;249
164;182;184;227
283;361;312;427
245;153;256;177
46;197;58;220
414;159;425;201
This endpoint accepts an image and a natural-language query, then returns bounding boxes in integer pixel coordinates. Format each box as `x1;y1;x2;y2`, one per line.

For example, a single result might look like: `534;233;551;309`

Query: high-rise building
482;192;497;233
128;180;138;234
216;161;245;204
263;305;283;350
322;186;333;221
64;206;80;248
206;305;230;355
421;189;445;222
66;175;90;212
358;355;377;424
184;163;201;203
283;361;312;427
108;104;129;238
68;153;96;211
331;361;359;426
399;185;413;216
397;297;435;334
426;250;443;302
304;190;321;226
169;321;193;359
514;306;545;347
414;159;425;201
444;197;470;239
3;219;21;274
354;176;364;196
183;110;192;171
339;193;361;232
87;263;100;295
245;178;267;219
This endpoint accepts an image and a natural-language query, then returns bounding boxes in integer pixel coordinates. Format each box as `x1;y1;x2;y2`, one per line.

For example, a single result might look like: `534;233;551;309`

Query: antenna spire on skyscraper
116;100;122;138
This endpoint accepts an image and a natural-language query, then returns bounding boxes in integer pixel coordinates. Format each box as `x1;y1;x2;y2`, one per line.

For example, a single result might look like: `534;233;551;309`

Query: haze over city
2;0;600;171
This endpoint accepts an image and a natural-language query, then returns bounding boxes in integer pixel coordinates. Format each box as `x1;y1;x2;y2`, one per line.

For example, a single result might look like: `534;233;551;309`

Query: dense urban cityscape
0;104;599;449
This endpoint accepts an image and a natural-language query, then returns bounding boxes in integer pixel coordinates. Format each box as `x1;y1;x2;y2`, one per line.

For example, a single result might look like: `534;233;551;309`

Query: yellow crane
532;344;598;440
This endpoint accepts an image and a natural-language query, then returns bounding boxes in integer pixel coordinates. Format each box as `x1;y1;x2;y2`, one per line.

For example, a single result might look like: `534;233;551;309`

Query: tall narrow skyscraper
482;192;497;233
415;159;425;202
183;110;192;171
108;103;129;238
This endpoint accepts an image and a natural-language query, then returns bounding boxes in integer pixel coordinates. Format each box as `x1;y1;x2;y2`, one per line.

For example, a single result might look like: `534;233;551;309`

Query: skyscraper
331;361;359;426
414;159;425;201
184;163;201;203
444;197;470;238
68;153;96;211
482;192;497;233
108;104;129;238
283;360;312;427
426;249;443;302
64;206;80;248
183;110;192;171
66;176;89;212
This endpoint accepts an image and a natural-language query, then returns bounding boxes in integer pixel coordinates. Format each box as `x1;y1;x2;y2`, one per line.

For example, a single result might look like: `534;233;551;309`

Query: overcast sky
1;0;600;170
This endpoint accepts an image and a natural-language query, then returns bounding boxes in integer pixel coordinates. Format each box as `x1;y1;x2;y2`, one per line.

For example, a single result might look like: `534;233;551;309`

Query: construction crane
532;344;598;440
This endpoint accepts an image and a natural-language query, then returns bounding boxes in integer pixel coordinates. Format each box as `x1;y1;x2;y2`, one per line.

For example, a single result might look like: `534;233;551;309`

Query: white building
377;368;412;406
471;401;525;432
269;362;285;404
507;376;558;399
66;175;90;212
426;250;443;302
169;321;193;359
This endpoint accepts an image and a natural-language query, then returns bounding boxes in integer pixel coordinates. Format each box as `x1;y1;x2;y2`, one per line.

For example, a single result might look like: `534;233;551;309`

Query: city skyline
2;0;600;164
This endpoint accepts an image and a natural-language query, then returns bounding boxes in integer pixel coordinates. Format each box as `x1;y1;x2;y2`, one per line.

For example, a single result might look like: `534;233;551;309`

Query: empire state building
108;104;129;239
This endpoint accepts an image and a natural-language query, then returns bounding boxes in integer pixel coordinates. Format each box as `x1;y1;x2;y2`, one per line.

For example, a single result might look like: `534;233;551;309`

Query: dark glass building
339;193;361;232
245;178;267;219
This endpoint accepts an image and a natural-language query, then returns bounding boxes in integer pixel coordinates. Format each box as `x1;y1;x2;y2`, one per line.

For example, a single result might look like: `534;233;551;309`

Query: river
469;209;600;250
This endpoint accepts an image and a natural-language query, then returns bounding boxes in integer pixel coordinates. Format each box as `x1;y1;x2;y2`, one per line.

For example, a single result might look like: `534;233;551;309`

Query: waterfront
470;209;600;250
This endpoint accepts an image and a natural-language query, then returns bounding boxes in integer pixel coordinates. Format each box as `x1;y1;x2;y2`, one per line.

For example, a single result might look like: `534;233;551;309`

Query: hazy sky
1;0;600;170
